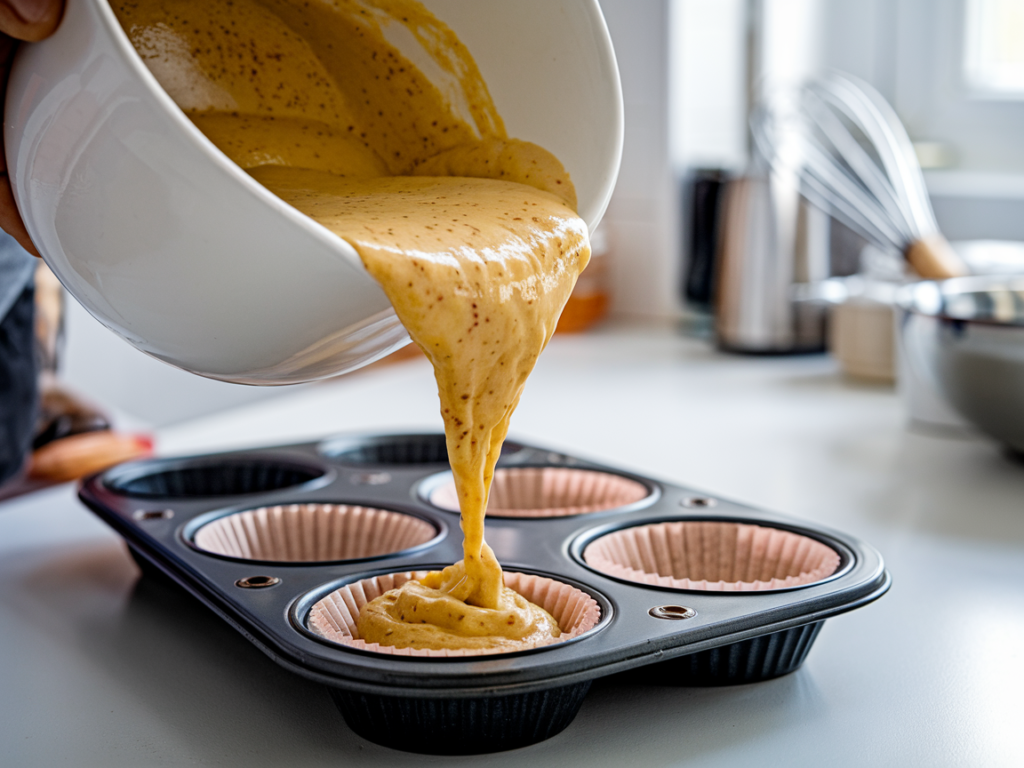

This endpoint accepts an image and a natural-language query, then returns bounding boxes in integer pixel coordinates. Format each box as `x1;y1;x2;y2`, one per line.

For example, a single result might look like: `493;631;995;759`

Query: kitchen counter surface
3;322;1022;767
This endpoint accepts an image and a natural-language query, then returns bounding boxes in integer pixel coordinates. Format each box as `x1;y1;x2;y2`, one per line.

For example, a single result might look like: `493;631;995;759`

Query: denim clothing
0;231;35;319
0;233;38;485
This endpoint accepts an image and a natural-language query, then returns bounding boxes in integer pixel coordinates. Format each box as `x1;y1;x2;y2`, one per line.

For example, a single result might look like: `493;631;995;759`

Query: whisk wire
750;97;907;251
815;75;938;238
799;144;906;247
751;72;943;261
800;89;916;242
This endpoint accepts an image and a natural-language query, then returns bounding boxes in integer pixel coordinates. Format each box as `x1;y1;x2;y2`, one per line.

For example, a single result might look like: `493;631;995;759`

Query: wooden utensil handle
905;234;968;280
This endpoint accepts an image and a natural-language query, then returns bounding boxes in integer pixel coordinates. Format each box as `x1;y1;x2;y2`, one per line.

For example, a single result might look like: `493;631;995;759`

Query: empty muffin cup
104;457;326;498
428;467;651;518
307;569;602;657
582;520;841;591
322;433;525;465
192;503;438;563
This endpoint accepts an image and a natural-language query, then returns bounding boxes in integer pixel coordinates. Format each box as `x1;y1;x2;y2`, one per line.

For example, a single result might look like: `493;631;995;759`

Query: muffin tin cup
657;621;825;685
578;520;841;686
321;432;526;466
102;455;330;498
77;435;889;754
328;680;592;755
308;566;603;753
307;569;602;657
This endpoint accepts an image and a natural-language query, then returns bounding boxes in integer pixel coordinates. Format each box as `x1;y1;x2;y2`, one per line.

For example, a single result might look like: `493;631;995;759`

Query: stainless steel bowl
898;276;1024;452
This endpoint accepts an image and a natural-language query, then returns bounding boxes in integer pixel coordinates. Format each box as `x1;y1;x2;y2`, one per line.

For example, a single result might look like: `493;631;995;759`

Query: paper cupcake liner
308;570;602;656
106;458;325;498
583;521;840;591
429;467;650;518
192;503;437;563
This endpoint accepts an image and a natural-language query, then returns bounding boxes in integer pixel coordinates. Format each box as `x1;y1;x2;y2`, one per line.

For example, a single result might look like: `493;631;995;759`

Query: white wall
597;0;682;321
670;0;748;173
816;0;1024;238
594;0;752;322
759;0;825;91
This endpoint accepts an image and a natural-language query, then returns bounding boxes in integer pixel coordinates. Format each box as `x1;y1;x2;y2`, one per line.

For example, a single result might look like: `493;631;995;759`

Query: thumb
0;0;65;42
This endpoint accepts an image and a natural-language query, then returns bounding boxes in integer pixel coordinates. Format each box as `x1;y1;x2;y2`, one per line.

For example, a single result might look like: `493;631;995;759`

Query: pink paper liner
307;570;602;657
429;467;650;518
583;521;841;591
192;503;436;562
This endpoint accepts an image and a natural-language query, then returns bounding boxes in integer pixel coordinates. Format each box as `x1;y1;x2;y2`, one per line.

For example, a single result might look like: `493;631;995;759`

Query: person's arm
0;0;65;256
0;257;36;486
0;1;65;486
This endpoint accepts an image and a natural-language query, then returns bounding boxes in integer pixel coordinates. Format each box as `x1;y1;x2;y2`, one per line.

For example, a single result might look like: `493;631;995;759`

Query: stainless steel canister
714;169;830;353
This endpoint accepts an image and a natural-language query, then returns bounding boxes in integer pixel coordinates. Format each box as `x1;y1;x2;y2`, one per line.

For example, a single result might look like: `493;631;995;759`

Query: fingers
0;1;64;254
0;0;65;42
0;34;36;255
0;178;38;255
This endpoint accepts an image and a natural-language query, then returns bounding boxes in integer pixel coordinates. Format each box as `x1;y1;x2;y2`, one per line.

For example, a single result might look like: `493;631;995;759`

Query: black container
683;168;728;310
78;433;889;755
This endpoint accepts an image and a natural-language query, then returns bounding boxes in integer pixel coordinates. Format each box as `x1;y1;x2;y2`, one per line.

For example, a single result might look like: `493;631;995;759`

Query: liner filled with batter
308;570;602;656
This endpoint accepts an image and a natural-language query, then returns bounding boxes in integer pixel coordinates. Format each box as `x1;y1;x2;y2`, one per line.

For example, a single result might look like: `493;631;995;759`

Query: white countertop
3;322;1023;767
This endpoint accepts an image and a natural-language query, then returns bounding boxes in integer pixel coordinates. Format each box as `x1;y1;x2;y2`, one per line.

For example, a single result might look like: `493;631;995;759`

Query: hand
0;0;65;256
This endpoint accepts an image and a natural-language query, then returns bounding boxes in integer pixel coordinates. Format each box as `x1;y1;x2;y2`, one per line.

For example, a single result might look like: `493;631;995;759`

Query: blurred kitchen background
50;0;1024;428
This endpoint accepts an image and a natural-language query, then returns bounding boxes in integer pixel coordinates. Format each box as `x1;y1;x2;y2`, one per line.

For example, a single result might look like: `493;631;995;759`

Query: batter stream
116;0;590;651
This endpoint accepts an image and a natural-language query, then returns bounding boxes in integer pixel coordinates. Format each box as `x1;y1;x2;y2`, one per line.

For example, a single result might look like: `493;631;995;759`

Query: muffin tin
78;433;890;755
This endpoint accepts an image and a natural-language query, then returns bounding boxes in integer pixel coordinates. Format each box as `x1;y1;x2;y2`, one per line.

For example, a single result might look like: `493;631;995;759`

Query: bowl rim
896;275;1024;327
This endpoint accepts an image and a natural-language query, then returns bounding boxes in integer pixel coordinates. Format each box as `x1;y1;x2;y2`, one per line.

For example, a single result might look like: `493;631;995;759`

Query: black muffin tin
78;433;889;755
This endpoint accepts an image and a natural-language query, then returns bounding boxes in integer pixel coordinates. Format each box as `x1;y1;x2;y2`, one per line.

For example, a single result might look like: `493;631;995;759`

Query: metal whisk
750;72;966;280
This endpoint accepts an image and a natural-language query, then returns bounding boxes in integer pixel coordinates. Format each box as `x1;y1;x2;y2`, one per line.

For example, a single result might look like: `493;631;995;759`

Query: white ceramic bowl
6;0;622;384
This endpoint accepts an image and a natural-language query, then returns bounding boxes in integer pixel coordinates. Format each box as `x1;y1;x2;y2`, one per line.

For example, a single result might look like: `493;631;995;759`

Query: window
964;0;1024;95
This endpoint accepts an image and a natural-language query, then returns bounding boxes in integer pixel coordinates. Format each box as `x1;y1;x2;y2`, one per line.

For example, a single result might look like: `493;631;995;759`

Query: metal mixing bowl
898;276;1024;452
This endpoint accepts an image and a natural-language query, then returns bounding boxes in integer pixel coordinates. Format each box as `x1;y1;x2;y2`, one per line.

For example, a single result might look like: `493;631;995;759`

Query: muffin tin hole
322;433;527;466
133;509;174;521
348;471;391;485
649;605;696;620
427;467;652;518
105;457;327;498
681;496;717;509
236;575;281;589
306;569;604;656
192;503;439;564
582;520;842;591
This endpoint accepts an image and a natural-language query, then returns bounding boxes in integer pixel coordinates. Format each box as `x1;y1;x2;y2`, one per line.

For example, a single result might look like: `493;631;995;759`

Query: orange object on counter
556;290;609;334
556;224;609;334
29;431;154;484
